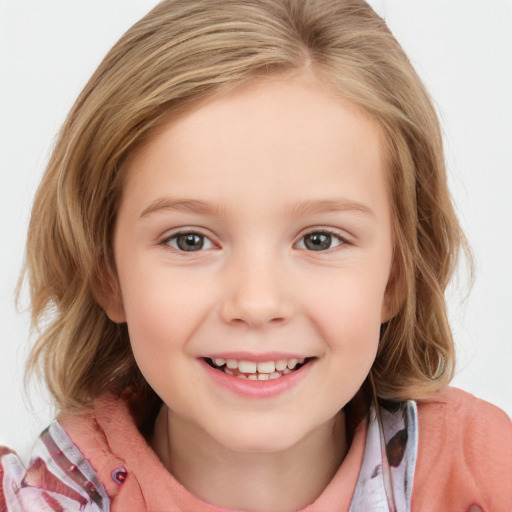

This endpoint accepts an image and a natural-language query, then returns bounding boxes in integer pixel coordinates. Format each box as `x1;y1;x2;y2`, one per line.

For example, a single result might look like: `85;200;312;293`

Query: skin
103;70;395;511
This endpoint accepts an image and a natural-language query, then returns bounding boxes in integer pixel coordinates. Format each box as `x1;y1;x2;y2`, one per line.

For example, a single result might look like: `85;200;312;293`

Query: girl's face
107;72;395;453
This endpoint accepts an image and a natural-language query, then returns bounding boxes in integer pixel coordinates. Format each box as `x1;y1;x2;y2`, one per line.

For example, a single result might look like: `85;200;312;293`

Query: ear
381;256;406;323
94;264;127;324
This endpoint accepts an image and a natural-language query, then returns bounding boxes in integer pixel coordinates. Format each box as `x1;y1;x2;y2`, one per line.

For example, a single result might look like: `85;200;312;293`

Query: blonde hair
24;0;468;414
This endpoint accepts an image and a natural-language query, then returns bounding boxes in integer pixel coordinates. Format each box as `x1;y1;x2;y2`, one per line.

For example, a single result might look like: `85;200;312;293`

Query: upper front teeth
211;357;305;374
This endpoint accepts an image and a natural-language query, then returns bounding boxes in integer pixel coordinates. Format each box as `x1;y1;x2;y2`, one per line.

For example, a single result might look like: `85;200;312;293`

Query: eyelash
295;229;347;252
161;230;216;252
160;229;348;253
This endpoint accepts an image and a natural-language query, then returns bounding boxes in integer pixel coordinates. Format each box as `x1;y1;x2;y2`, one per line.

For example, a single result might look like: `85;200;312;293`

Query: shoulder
416;386;511;442
415;387;512;453
412;387;512;512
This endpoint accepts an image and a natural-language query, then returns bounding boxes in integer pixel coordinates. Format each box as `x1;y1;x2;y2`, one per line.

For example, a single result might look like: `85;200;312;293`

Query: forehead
120;72;389;220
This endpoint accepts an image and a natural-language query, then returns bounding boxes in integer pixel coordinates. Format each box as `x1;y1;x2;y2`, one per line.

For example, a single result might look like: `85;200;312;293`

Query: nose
219;251;294;328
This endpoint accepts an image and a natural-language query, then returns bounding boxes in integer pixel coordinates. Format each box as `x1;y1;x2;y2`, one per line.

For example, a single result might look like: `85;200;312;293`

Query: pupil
177;234;203;251
305;233;331;251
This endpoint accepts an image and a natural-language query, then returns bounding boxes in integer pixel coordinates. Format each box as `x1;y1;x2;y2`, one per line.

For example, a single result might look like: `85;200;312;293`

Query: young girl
1;0;511;511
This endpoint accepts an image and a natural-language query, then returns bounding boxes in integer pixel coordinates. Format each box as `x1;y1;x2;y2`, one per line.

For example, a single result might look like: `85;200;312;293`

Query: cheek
119;270;196;349
309;268;388;338
305;269;386;389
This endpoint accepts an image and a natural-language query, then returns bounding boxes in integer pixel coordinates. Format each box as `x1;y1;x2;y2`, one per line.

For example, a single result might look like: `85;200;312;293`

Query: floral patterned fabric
349;401;417;511
1;421;110;512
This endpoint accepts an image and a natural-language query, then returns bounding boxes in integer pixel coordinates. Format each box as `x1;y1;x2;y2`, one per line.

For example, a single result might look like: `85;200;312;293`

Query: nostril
220;287;293;327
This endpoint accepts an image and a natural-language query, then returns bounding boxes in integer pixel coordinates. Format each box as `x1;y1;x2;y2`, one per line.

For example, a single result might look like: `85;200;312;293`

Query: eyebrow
139;198;222;219
290;199;376;218
139;197;375;219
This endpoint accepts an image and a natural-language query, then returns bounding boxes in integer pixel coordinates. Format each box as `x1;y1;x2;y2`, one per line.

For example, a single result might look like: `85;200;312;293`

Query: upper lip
199;352;313;362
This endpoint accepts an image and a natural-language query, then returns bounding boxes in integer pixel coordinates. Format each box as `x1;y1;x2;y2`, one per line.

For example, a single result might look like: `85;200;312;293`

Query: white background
1;0;511;459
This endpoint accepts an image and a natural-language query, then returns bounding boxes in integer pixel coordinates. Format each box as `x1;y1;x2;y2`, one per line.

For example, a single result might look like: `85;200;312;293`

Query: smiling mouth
204;357;314;380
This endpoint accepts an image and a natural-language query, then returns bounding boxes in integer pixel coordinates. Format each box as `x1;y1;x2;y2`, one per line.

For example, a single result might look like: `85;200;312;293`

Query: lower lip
200;359;314;398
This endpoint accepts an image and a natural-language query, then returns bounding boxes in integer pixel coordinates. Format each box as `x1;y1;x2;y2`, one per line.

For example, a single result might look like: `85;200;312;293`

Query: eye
297;231;344;251
164;232;215;252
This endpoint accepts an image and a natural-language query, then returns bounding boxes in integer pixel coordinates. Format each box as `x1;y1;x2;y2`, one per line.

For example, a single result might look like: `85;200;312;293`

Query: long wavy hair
23;0;469;417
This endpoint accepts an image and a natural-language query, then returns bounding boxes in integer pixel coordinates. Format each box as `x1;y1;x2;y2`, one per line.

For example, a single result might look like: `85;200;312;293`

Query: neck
151;408;347;512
